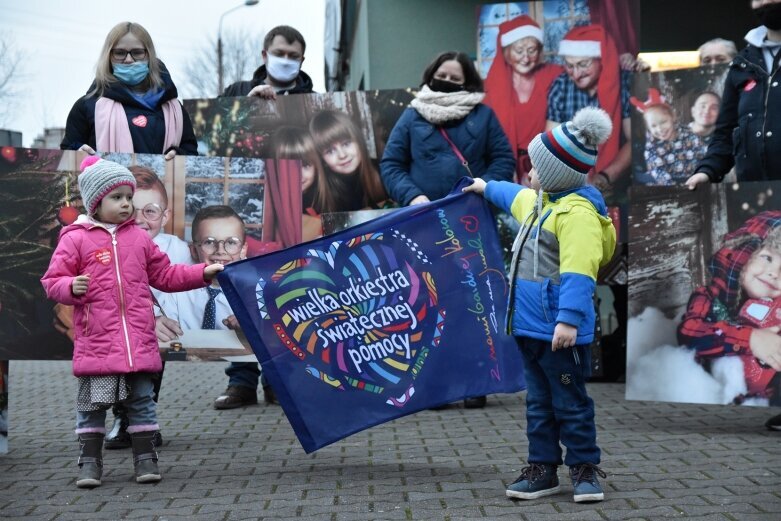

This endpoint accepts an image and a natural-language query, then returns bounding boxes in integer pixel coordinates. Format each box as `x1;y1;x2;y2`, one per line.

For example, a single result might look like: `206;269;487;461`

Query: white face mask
265;54;301;83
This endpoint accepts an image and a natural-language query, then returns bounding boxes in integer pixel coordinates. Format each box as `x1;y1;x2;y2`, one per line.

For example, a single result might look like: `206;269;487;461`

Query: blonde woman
61;21;198;158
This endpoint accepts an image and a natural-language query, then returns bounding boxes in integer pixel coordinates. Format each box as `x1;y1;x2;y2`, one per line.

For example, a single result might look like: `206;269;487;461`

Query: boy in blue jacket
464;107;616;503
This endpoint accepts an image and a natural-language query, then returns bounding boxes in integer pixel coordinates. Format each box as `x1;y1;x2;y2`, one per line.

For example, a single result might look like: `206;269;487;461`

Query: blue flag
219;179;525;452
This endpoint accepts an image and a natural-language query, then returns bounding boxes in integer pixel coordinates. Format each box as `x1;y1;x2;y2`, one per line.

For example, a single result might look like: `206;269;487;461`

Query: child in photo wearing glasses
153;206;273;409
41;157;224;488
130;166;192;265
155;205;247;341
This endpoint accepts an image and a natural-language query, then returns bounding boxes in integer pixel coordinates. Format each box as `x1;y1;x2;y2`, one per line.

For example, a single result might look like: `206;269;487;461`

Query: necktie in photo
201;287;223;329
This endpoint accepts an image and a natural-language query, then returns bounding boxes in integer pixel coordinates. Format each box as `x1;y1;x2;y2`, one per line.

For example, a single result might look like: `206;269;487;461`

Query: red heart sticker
131;115;148;127
95;248;112;265
744;79;757;92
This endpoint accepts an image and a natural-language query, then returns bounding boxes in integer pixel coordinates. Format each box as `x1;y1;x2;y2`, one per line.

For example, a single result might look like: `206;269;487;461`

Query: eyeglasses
195;237;244;255
111;48;147;62
564;58;595;72
134;203;164;222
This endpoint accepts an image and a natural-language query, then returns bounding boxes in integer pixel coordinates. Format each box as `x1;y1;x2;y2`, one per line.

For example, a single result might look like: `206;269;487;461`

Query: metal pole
216;1;259;97
217;36;224;95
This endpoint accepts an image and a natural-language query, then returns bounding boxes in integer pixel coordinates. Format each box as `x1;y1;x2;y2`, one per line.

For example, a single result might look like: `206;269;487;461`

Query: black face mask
429;79;465;93
755;3;781;31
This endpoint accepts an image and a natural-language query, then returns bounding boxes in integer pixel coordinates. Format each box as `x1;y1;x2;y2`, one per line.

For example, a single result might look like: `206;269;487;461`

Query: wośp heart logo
255;231;444;407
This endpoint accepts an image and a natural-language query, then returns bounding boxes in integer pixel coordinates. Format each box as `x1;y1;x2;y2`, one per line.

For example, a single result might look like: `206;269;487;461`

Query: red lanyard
438;127;473;177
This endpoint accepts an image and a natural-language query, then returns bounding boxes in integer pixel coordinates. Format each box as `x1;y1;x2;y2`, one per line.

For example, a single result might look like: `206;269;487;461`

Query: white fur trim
500;25;544;47
558;39;601;57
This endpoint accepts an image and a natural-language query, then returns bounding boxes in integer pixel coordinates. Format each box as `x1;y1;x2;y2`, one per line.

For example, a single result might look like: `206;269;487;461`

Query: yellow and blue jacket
484;181;616;344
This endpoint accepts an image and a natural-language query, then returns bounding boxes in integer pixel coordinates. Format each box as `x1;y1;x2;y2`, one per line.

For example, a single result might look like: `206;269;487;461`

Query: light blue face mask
113;62;149;86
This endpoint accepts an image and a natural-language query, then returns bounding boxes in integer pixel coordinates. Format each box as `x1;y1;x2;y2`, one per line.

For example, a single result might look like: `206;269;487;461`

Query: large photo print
0;148;301;362
629;65;730;186
628;182;781;408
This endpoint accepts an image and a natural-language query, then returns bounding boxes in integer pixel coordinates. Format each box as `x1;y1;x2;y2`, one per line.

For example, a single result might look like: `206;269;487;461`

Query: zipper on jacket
83;304;91;336
736;52;775;175
111;230;134;369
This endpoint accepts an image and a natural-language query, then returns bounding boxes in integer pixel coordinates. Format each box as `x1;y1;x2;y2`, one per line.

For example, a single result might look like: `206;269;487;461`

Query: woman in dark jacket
61;21;198;158
380;51;515;207
380;51;514;409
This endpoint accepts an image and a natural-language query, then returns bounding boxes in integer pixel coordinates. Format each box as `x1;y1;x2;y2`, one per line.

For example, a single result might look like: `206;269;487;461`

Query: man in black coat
687;0;781;432
222;25;314;99
687;0;781;188
213;25;314;411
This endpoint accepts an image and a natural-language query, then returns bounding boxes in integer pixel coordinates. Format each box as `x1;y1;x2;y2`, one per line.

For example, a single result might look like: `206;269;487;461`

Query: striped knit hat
77;156;136;215
527;106;613;192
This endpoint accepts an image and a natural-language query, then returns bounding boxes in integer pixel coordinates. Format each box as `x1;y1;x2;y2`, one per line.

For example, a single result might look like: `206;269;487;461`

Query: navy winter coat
61;62;198;156
380;104;515;205
696;35;781;182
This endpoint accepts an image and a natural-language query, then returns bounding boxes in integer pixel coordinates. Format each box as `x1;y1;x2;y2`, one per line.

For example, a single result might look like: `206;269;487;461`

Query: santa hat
558;26;602;57
77;156;136;215
630;88;670;114
528;107;613;192
557;24;621;173
498;15;544;48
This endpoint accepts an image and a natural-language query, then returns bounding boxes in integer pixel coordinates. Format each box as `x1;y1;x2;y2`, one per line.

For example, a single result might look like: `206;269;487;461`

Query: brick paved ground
1;361;779;520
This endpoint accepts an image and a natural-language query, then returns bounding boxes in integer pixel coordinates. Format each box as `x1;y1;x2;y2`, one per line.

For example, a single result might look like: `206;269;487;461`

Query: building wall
31;128;65;150
0;129;22;147
345;0;485;91
346;0;372;91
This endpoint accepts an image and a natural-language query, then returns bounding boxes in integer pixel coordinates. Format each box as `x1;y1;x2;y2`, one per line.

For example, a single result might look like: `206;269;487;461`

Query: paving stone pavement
1;361;779;521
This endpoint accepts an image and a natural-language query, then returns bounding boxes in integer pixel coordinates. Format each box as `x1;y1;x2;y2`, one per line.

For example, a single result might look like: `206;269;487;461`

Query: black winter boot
76;433;104;488
131;431;162;483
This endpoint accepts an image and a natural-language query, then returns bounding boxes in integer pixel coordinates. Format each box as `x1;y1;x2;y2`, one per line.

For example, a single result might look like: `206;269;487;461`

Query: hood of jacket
708;211;781;311
549;185;609;217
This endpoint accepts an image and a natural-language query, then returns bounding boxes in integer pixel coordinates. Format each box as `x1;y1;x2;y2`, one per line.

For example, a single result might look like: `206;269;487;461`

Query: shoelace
516;463;550;483
570;463;607;485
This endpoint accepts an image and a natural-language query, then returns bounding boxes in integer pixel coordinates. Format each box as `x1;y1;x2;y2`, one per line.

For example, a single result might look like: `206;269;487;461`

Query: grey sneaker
570;463;606;503
505;463;560;499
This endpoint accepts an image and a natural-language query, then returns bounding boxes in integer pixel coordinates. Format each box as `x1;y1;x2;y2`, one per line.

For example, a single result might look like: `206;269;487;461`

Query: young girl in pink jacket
41;157;224;488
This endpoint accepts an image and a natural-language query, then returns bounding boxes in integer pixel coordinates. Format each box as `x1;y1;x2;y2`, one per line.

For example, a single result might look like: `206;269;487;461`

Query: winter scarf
410;86;485;125
94;97;184;154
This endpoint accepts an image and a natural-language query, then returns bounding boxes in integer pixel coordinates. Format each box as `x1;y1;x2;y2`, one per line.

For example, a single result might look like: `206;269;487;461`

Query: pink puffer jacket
41;217;208;376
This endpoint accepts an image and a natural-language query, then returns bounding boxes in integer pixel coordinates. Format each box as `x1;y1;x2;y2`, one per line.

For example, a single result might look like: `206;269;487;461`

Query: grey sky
0;0;326;146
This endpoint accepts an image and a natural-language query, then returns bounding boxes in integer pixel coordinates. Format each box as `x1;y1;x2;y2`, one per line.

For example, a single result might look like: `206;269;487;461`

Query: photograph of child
155;205;247;339
153;205;270;406
0;148;287;363
630;65;730;186
630;88;707;186
130;165;192;265
627;182;781;407
271;126;325;241
678;213;781;404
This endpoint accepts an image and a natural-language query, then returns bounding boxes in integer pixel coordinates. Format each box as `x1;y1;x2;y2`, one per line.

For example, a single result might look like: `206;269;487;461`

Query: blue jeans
76;373;157;431
225;362;267;389
517;337;600;467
